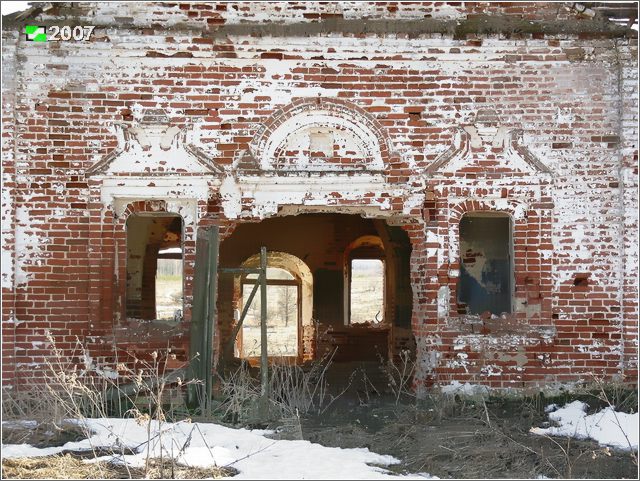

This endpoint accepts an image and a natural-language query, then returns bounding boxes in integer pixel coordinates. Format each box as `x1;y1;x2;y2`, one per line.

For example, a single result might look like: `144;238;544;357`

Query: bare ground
287;392;638;479
2;376;637;479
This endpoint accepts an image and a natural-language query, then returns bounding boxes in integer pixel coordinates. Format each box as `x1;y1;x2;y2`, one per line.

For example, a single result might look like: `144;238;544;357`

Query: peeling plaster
437;285;450;319
14;206;47;288
259;112;384;171
100;178;211;223
224;175;408;220
1;172;13;289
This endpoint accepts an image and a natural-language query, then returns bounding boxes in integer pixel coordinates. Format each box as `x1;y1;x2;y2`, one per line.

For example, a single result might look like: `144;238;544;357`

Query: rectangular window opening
350;258;384;324
126;214;183;322
458;214;512;315
156;248;184;322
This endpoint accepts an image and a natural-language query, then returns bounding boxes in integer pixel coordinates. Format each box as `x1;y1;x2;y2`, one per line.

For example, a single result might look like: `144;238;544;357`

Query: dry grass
2;387;87;449
350;261;384;324
1;455;236;480
1;421;85;448
216;349;338;425
2;455;117;480
156;274;183;320
5;336;205;479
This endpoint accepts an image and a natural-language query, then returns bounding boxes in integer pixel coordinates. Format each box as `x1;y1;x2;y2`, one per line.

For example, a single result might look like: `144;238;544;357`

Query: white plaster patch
480;364;503;377
454;333;545;352
100;177;211;221
220;176;242;219
1;172;14;289
415;335;442;384
402;192;425;217
446;352;470;373
426;229;439;258
101;124;215;175
230;175;397;220
429;4;461;19
1;249;13;290
554;107;574;123
570;224;590;260
83;352;119;380
437;285;450;320
453;338;467;350
14;206;47;288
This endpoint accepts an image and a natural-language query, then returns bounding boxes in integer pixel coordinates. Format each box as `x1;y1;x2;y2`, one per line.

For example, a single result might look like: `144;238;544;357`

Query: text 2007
48;26;95;41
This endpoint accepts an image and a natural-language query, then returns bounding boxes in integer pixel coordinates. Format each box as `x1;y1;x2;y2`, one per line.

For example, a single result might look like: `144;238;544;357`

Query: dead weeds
1;454;236;480
2;454;125;480
1;421;85;448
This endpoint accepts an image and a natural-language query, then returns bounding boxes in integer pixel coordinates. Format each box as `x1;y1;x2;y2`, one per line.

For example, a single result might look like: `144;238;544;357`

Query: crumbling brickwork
1;2;637;393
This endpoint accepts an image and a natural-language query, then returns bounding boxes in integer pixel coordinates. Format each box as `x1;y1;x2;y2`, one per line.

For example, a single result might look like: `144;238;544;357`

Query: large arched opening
217;213;413;388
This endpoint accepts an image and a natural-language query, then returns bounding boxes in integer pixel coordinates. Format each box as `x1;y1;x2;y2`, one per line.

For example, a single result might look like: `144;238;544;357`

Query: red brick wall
1;2;637;392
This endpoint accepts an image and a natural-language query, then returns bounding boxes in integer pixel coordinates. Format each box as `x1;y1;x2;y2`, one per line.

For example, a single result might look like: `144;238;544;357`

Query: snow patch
531;401;638;451
439;381;490;396
1;418;438;479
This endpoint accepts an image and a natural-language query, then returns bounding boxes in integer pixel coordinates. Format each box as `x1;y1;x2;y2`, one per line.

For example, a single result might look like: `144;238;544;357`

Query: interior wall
376;221;413;358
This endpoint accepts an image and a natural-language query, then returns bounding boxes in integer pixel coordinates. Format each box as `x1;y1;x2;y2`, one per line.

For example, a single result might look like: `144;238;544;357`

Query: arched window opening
458;212;513;316
220;214;413;368
240;267;300;359
126;213;183;322
235;252;312;362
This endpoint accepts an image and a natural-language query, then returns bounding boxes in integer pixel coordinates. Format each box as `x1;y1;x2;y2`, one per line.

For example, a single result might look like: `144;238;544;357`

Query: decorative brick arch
248;97;398;171
119;199;172;219
450;198;525;220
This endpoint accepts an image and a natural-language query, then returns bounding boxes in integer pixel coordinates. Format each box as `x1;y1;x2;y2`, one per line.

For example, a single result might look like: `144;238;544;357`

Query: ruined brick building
1;2;638;394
